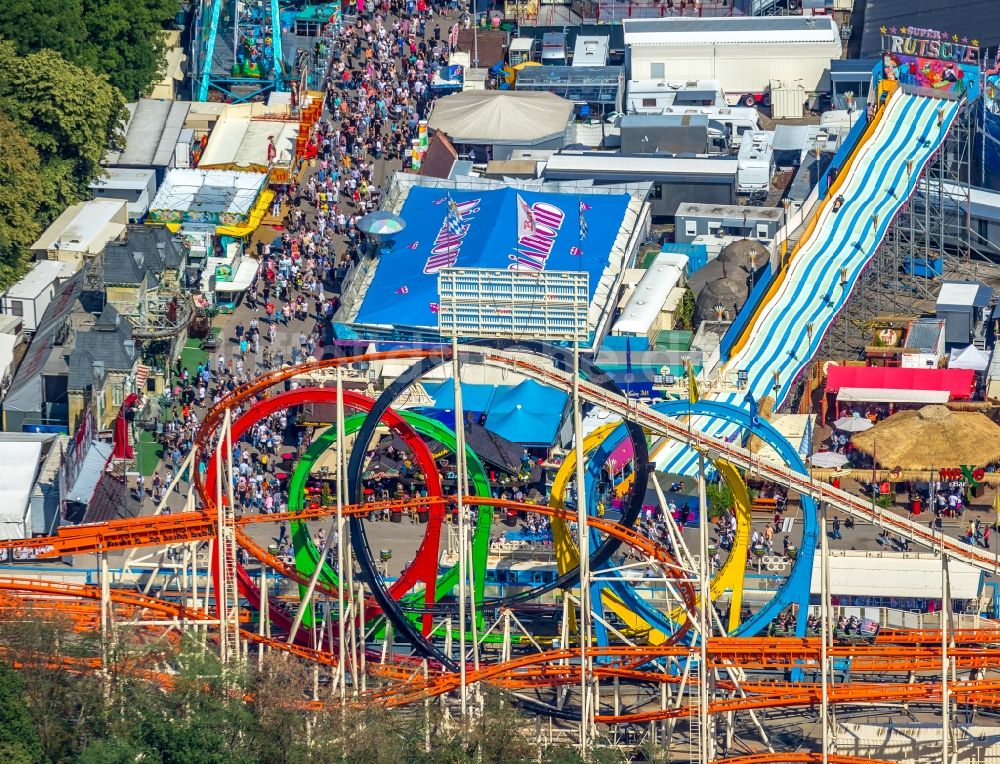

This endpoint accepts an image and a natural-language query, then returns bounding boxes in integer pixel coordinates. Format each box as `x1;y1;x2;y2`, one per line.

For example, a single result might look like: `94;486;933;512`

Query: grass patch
135;430;163;477
178;333;216;375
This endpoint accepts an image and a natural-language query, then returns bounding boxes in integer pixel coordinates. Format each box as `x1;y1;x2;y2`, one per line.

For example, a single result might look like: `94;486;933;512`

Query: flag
395;285;409;294
516;193;537;239
993;488;1000;530
625;334;633;388
445;194;464;236
579;199;589;240
741;392;758;447
429;302;439;314
406;241;420;250
579;200;592;212
799;414;813;458
569;246;583;256
686;359;699;404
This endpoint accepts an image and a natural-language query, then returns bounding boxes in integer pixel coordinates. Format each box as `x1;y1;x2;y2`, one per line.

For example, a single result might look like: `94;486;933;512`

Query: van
541;32;567;66
508;37;537;67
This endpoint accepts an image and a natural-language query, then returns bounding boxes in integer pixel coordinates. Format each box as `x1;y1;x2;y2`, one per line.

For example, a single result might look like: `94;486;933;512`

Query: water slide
654;87;962;476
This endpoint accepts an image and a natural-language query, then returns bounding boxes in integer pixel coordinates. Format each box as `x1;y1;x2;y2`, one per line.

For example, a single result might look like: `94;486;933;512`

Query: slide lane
653;90;961;477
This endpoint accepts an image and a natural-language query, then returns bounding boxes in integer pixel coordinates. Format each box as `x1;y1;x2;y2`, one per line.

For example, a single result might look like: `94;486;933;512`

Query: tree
0;0;179;100
0;112;45;285
0;663;44;763
0;39;127;201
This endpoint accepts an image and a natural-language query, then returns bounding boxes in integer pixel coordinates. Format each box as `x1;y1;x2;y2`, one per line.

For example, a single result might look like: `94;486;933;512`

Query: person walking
832;516;842;540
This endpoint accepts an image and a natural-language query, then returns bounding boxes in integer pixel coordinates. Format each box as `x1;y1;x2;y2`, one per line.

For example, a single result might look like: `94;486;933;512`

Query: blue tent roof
422;379;568;446
423;381;497;413
491;379;568;417
485;404;562;447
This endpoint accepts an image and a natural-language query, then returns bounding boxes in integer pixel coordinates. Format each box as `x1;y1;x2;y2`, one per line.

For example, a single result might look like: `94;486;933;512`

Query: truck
623;16;842;108
620;113;729;155
737;130;775;195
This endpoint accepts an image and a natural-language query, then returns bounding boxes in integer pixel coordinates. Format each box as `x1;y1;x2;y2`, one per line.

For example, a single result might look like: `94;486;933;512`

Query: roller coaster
2;343;999;761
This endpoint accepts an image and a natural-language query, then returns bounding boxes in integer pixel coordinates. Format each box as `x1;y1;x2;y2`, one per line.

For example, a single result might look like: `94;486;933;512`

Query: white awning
837;387;950;404
215;257;260;292
66;442;112;504
0;441;41;540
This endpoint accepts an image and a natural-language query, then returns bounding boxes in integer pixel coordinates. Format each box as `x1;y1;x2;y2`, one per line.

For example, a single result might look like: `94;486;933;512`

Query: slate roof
67;317;136;391
102;225;184;286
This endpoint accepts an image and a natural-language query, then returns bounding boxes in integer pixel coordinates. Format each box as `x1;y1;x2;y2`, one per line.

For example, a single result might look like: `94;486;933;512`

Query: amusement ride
1;341;999;762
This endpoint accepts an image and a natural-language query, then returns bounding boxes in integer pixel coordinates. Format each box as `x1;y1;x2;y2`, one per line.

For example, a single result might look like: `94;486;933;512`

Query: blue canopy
423;379;568;447
423;380;497;413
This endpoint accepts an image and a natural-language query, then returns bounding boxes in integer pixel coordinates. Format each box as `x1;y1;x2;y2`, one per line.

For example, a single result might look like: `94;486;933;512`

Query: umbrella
832;416;873;433
358;211;406;236
810;451;850;469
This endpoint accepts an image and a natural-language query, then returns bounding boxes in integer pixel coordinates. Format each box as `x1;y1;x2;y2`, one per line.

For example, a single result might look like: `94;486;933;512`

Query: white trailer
0;260;66;333
623;16;842;108
659;106;760;148
626;79;726;114
737;130;774;195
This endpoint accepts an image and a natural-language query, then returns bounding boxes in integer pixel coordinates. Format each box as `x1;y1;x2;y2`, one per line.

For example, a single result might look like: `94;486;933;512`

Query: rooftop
108;98;190;168
149;169;266;216
30;199;128;254
623;15;840;45
3;261;66;300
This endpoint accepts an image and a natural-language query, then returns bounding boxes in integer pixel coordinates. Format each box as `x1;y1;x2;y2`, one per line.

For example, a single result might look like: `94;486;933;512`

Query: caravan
737;131;774;195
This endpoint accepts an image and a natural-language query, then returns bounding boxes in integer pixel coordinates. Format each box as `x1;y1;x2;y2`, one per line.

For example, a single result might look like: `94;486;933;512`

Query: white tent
949;344;990;372
428;91;574;145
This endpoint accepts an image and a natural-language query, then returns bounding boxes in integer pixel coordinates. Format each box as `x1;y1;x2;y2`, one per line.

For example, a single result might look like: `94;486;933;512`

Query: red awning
825;366;975;400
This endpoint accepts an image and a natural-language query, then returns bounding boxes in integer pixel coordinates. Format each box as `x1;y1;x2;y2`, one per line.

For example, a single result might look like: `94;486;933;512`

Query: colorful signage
939;465;985;485
880;26;979;98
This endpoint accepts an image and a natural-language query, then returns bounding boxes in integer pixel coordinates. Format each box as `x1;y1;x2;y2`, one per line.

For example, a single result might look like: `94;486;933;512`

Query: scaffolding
820;97;979;359
194;0;286;103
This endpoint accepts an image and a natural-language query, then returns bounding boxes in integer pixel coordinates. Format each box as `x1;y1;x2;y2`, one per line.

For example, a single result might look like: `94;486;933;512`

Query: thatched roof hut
850;405;1000;471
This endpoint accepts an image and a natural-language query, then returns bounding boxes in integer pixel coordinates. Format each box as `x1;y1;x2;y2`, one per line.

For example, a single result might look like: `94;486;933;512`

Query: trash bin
831;477;841;489
911;497;922;515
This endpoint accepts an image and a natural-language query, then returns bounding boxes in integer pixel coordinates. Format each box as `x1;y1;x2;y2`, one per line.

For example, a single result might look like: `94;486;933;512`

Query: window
756;224;770;238
650;183;662;200
641;97;657;107
112;383;124;407
649;63;665;79
8;299;23;317
684;220;698;237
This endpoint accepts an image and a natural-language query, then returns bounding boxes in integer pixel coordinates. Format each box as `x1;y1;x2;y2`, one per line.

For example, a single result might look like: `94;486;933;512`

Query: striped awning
135;364;151;392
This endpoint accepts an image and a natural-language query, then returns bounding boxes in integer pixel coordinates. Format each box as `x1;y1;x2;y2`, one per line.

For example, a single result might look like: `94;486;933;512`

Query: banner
880;26;980;100
354;187;631;327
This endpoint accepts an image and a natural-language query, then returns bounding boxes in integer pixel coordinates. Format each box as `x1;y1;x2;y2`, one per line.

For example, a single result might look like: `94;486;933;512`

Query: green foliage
0;0;179;99
0;112;45;286
0;663;44;763
706;480;734;519
0;617;628;764
0;38;128;288
0;39;127;201
676;287;696;330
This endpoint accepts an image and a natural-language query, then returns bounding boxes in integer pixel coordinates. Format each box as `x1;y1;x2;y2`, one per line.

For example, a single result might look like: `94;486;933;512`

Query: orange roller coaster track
2;348;999;753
